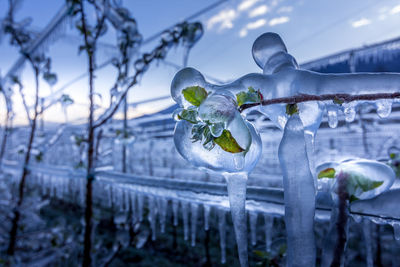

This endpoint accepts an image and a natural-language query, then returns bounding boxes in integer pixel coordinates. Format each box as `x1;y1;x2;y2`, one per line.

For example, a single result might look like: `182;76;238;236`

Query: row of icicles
5;169;400;265
326;99;393;128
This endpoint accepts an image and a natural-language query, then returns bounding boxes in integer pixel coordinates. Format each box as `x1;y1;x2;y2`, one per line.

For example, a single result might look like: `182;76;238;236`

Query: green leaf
318;168;336;179
182;86;208;106
390;153;396;159
214;130;245;153
179;108;198;124
236;86;263;106
346;172;384;196
286;103;298;115
333;96;344;105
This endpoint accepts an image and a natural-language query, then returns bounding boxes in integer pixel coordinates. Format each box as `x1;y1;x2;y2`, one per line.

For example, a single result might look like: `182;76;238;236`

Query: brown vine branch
238;92;400;113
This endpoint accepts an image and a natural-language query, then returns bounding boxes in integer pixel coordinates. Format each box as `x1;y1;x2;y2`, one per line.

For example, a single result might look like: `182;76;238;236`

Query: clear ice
278;114;316;267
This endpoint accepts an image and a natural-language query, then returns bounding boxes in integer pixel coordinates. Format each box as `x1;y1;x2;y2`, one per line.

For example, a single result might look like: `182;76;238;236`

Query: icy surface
351;189;400;219
278;115;316;267
224;172;248;267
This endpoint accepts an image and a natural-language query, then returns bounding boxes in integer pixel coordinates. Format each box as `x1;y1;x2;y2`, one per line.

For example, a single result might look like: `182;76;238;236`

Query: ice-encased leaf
318;168;336;179
178;108;198;124
285;103;298;115
236;87;262;106
182;86;208;106
345;171;384;197
214;130;245;154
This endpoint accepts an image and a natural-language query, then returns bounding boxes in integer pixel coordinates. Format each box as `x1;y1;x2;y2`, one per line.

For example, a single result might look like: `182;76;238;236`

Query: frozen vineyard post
171;32;400;266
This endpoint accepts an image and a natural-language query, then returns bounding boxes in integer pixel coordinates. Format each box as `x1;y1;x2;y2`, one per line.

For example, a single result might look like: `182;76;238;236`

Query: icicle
376;99;392;118
182;201;189;241
218;209;227;264
264;215;274;252
158;198;168;234
137;194;144;222
204;205;211;231
249;211;258;246
148;196;157;241
130;192;137;223
223;172;248;267
107;184;113;208
327;109;338;128
393;222;400;242
362;219;373;267
343;102;356;122
278;114;316;267
123;189;130;212
172;199;179;226
190;203;199;247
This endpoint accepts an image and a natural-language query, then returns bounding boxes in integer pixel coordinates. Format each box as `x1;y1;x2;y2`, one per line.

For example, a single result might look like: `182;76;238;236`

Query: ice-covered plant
2;0;58;256
170;31;400;267
317;159;395;266
67;0;205;264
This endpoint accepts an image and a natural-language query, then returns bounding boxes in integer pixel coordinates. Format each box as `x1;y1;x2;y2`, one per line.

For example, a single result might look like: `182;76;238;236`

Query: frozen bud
198;94;237;124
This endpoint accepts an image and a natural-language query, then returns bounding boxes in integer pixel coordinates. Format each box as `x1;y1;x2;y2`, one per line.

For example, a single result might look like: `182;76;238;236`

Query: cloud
277;6;293;13
249;5;269;18
269;16;290;26
207;9;237;31
239;19;267;37
390;4;400;14
238;0;261;12
351;18;371;28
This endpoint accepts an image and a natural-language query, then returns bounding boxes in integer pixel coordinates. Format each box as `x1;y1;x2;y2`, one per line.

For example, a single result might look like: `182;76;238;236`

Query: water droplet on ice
376;99;392;118
327;109;338;128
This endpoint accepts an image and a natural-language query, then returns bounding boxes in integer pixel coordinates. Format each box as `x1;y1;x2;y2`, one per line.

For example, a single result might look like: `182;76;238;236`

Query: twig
239;92;400;112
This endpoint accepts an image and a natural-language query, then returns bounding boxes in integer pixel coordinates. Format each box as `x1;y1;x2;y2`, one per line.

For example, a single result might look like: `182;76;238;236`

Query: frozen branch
239;92;400;112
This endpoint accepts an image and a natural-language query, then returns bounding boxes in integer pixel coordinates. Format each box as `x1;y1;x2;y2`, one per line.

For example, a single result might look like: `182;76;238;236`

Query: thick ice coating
278;114;316;267
171;32;400;137
174;119;261;173
317;159;395;200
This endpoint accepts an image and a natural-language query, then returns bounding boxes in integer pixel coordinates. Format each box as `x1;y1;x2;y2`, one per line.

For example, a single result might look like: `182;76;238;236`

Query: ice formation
278;115;316;267
317;159;395;266
170;31;400;266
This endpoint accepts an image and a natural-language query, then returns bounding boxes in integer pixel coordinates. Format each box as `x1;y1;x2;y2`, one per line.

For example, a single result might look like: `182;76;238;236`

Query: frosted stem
278;114;316;267
223;172;249;267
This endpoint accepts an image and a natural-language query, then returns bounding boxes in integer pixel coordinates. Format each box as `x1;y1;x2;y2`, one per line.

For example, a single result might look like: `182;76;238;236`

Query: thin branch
17;83;33;126
93;70;142;128
239;92;400;113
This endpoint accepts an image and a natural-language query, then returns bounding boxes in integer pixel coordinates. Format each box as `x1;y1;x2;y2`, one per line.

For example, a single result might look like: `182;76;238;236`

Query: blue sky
2;0;400;125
